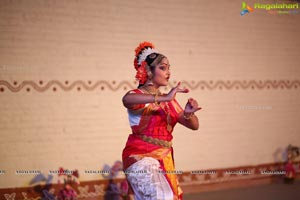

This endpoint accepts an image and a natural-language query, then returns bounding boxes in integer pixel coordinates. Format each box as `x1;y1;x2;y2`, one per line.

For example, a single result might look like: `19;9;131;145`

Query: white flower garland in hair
137;47;157;65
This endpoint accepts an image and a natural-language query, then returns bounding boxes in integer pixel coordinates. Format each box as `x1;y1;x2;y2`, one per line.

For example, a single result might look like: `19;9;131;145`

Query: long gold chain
141;86;173;132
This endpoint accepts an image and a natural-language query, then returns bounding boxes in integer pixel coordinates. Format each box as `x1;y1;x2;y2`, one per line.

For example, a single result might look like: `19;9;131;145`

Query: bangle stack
183;112;194;120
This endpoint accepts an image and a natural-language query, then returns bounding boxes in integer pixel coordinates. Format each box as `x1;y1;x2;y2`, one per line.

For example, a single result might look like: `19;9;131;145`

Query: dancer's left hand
184;98;202;114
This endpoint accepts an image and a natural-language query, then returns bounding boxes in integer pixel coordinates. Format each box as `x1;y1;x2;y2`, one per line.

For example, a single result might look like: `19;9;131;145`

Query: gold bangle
183;112;194;120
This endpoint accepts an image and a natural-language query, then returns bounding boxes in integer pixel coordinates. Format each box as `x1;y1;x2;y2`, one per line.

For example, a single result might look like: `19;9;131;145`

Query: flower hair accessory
137;47;156;65
134;41;157;84
135;61;148;85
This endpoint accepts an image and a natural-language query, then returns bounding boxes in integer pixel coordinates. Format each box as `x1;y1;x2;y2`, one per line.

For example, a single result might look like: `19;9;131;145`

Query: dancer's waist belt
137;134;172;148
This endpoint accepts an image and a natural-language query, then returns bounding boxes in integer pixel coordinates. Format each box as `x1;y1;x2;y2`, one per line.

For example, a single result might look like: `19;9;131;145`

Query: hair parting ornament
134;41;158;84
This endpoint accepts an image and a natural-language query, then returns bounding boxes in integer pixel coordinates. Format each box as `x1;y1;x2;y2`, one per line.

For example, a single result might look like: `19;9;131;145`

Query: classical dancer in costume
122;42;201;200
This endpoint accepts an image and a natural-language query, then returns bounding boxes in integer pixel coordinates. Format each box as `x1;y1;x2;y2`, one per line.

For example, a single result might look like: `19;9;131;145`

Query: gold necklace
161;102;173;132
141;86;173;132
141;86;161;96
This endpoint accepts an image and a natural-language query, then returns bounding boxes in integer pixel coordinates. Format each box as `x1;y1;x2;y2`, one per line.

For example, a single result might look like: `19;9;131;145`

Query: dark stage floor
184;180;300;200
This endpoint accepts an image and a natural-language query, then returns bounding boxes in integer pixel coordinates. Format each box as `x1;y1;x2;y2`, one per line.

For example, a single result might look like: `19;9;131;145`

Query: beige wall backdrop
0;0;300;188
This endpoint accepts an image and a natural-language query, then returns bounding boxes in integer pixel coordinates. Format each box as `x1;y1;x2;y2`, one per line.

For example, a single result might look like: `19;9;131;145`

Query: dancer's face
152;57;171;87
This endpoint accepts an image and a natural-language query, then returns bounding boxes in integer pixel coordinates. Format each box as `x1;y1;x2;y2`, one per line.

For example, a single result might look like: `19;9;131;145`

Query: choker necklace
141;86;160;96
141;86;173;132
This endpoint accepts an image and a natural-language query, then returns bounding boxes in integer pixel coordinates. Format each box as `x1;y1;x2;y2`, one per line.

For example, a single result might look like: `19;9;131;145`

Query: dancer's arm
178;112;199;130
122;82;188;109
122;93;169;108
178;98;201;130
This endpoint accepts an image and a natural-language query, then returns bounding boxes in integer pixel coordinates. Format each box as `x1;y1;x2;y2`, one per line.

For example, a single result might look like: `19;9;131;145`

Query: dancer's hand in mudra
177;97;201;130
184;98;202;114
166;82;189;101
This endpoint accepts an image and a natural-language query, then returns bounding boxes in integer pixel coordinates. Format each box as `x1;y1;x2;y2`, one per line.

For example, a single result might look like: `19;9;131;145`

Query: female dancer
122;42;201;200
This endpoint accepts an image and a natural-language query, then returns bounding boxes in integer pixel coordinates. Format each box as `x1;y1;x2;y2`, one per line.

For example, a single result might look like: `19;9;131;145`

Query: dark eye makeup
159;63;170;71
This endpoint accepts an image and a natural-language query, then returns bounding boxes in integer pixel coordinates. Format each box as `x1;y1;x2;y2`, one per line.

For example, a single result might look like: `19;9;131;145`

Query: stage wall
0;0;300;189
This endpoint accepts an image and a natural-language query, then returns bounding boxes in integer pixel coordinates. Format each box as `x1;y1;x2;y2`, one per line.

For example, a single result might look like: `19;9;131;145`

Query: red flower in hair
134;58;139;70
133;41;155;84
135;61;148;84
135;41;155;57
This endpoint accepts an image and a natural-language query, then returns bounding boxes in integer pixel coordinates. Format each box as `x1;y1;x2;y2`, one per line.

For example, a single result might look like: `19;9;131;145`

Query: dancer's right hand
166;82;189;101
